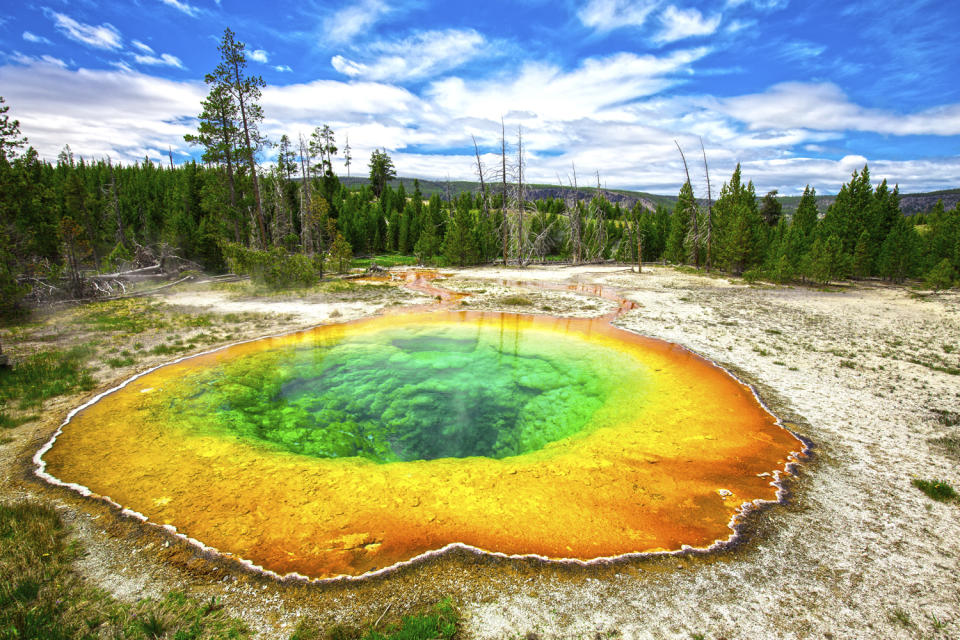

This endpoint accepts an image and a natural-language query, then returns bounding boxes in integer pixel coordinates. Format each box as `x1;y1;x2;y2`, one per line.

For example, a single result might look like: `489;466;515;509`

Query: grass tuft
0;346;96;409
912;478;958;502
498;295;534;307
289;599;459;640
0;501;250;639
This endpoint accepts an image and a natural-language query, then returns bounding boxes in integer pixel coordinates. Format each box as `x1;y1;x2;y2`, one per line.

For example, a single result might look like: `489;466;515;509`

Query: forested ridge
1;29;958;318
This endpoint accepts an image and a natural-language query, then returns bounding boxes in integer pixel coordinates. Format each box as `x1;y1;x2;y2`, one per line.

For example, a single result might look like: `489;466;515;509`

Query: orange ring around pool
38;311;805;580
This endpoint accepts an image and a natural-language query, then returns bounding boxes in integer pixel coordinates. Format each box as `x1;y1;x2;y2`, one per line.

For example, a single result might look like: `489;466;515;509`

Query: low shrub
223;243;317;289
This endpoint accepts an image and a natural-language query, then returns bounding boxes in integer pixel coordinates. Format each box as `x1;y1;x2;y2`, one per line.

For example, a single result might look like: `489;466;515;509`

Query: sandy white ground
3;265;959;640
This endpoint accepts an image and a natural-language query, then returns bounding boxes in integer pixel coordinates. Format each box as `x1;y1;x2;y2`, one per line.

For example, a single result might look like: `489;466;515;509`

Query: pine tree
713;165;764;275
851;230;872;279
207;28;268;248
276;134;298;180
878;215;919;283
368;149;396;199
760;189;782;226
925;258;955;291
414;218;440;266
443;206;479;266
806;234;845;285
328;232;352;273
0;96;27;163
666;182;693;263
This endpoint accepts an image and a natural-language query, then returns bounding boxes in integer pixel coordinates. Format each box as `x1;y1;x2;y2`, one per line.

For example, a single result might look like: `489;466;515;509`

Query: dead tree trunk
298;134;313;253
516;125;526;266
675;140;700;269
501;118;509;266
700;136;714;272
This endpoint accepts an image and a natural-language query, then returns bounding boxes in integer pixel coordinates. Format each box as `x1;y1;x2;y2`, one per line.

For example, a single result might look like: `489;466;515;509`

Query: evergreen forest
1;29;958;319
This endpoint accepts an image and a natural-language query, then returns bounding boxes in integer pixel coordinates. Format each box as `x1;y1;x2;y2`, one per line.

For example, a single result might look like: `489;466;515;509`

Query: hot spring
38;310;803;580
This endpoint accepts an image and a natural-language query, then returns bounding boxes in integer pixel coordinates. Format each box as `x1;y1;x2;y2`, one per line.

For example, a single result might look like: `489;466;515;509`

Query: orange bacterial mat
37;310;805;580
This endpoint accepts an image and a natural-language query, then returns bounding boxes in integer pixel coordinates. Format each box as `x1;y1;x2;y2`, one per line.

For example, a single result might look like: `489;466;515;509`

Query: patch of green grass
0;411;38;429
912;478;958;502
318;279;362;294
150;343;190;356
74;299;218;335
289;599;458;640
907;359;960;376
106;356;137;368
764;328;783;335
0;501;250;639
0;346;96;409
352;254;418;269
890;608;914;629
839;360;857;369
498;295;534;307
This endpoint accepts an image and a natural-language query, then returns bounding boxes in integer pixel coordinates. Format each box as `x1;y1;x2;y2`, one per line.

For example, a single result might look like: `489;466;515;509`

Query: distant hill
339;176;676;212
339;176;959;217
776;188;960;217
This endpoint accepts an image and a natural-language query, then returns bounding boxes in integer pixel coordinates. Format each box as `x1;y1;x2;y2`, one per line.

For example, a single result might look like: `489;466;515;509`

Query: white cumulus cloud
249;49;269;63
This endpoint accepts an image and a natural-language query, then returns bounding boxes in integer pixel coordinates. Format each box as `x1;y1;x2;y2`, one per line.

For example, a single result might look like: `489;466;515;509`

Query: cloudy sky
2;0;959;194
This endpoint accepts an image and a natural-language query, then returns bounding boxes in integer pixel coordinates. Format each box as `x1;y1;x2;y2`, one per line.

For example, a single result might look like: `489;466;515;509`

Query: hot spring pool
38;311;804;580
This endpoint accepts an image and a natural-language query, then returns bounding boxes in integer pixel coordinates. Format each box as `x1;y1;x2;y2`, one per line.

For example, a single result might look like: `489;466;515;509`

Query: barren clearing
2;265;959;639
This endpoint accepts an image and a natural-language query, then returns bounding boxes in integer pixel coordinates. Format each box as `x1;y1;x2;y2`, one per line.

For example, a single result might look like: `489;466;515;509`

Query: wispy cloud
132;40;155;54
324;0;390;44
654;6;722;43
158;0;201;17
23;31;53;45
331;29;491;82
46;10;122;50
133;53;185;68
11;51;67;68
274;64;293;72
578;0;660;32
725;0;788;9
249;49;269;63
715;82;960;136
779;40;826;62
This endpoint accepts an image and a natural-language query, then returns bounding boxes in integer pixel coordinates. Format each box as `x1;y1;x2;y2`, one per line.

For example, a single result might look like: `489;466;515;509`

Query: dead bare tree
102;158;126;248
700;136;714;272
269;168;292;246
500;118;509;265
675;139;701;268
515;125;527;266
298;133;314;253
472;135;490;219
593;170;607;262
561;164;583;264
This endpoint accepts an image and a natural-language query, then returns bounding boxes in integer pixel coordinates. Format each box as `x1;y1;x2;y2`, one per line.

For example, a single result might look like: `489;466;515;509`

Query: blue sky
2;0;959;194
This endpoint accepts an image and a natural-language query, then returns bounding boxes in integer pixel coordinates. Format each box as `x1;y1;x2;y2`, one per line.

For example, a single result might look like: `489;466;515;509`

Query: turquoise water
162;320;640;462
